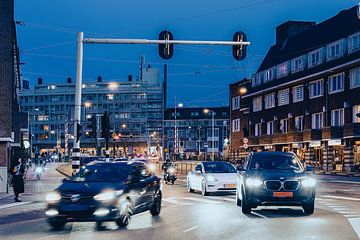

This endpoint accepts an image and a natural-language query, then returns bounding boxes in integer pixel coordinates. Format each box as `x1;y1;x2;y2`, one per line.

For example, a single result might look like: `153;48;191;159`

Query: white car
187;161;238;196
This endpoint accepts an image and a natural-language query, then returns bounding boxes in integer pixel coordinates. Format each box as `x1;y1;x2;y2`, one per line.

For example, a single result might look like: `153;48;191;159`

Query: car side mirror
305;165;314;172
236;166;245;172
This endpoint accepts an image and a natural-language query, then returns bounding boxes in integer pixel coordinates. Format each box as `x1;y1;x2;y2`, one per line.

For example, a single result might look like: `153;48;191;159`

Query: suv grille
264;180;299;191
265;180;281;191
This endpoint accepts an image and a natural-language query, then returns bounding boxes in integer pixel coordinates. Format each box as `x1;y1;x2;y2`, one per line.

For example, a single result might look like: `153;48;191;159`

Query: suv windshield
73;165;132;182
203;162;237;173
249;154;302;171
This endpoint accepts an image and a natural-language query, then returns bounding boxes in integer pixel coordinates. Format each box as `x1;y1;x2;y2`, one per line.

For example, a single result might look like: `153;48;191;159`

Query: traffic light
232;31;247;61
76;123;82;142
101;111;110;139
159;30;174;60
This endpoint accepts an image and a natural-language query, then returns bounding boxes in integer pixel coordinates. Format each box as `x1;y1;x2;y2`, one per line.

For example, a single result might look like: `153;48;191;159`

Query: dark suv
45;161;162;230
236;152;316;215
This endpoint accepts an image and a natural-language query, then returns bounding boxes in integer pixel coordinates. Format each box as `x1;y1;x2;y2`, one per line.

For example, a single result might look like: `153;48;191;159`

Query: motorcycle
164;166;177;185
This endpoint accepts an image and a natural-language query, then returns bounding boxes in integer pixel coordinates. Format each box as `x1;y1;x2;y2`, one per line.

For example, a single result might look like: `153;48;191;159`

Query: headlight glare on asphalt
206;175;218;182
301;178;316;187
94;190;123;202
46;192;61;203
245;178;263;188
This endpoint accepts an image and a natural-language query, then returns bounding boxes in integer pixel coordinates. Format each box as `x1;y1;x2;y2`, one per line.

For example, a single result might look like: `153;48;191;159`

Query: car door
193;164;204;190
129;164;150;212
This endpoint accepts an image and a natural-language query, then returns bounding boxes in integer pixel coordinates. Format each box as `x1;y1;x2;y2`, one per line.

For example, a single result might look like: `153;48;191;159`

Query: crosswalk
162;195;237;206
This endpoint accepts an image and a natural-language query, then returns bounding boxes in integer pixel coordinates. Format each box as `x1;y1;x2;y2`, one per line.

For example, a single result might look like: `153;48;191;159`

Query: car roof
251;151;295;157
87;161;145;167
201;161;233;164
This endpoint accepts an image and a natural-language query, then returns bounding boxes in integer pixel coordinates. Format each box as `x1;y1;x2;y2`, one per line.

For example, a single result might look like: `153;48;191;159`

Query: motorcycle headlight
94;190;123;202
46;192;61;203
169;167;175;174
245;178;263;188
206;175;218;182
35;167;42;173
301;178;316;188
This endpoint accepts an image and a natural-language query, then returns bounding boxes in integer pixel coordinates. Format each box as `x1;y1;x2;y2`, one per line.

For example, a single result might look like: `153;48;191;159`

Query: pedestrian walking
11;158;25;202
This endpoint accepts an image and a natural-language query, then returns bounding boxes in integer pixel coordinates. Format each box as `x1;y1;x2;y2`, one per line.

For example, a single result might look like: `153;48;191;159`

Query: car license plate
273;192;293;198
224;184;236;188
61;204;88;211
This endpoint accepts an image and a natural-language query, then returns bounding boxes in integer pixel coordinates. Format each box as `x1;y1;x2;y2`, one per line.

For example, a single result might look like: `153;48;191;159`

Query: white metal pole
212;111;215;161
72;32;84;175
174;96;177;162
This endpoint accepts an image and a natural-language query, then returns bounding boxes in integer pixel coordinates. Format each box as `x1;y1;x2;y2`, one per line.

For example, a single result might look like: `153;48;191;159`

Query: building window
327;40;343;60
280;119;288;133
349;32;360;53
253;96;262;112
36;115;49;121
292;85;304;102
278;89;289;106
331;108;344;127
232;96;240;110
255;123;262;136
350;68;360;89
252;73;263;86
309;80;323;98
232;119;240;132
291;56;304;72
264;67;276;82
191;112;199;117
353;105;360;123
267;121;274;135
264;93;275;109
308;48;323;68
312;112;323;129
328;73;344;94
295;115;304;132
277;61;289;78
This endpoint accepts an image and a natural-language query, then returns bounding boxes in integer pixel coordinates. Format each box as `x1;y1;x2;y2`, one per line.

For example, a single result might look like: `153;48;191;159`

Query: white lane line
328;180;360;185
162;197;179;204
0;201;32;210
348;218;360;239
250;211;267;219
182;197;223;204
183;225;199;233
345;215;360;218
322;195;360;202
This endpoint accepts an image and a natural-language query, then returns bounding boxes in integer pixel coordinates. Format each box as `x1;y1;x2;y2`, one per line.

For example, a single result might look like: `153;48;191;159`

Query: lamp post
121;123;127;157
174;98;183;161
204;109;215;161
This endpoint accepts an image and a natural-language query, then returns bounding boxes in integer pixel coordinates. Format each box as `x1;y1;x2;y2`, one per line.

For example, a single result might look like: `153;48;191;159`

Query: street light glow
121;123;127;129
203;108;209;114
178;102;184;108
239;87;247;95
108;82;119;90
50;130;55;134
84;102;92;108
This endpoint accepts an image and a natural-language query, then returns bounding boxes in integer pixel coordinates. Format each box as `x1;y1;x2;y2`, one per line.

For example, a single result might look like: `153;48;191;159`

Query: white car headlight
206;175;218;182
301;178;316;187
94;190;123;202
46;192;61;203
245;178;263;188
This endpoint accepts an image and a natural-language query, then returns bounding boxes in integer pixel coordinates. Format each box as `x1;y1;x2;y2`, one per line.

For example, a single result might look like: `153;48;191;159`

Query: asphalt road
1;164;360;240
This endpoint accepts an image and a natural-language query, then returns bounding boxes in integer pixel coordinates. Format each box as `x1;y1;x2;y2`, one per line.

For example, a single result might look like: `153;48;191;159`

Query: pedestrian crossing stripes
0;201;32;210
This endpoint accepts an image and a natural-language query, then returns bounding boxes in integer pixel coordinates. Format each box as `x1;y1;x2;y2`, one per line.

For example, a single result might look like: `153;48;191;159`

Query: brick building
230;5;360;172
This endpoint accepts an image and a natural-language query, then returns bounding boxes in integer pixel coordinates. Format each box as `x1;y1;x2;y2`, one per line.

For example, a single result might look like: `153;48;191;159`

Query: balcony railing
303;129;322;141
322;126;343;139
343;123;360;137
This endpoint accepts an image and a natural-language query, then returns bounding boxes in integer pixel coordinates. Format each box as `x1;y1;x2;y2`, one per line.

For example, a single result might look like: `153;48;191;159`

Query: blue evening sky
15;0;359;107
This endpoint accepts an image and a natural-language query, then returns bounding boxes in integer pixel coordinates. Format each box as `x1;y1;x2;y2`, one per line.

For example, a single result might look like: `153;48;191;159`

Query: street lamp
204;108;215;161
239;87;247;95
84;101;92;109
174;99;183;161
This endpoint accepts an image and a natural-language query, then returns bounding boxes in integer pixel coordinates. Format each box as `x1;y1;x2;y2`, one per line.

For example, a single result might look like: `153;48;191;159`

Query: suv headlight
301;178;316;188
94;190;123;202
206;175;218;182
46;192;61;203
245;178;263;188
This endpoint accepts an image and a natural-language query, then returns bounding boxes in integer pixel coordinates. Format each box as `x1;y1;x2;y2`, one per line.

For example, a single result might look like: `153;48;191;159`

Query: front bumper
206;181;237;192
244;187;315;207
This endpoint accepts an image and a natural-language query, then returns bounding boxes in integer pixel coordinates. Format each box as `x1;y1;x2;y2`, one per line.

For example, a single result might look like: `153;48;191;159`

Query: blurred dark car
114;158;128;162
45;161;162;230
236;151;316;215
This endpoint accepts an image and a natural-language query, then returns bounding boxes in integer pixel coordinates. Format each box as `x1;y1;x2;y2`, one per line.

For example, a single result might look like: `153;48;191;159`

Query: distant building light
108;82;119;90
82;84;86;88
107;94;114;100
48;85;56;90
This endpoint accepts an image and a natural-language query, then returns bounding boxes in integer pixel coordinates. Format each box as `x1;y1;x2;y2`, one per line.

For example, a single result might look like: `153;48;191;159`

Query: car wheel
241;189;251;214
116;200;133;228
201;180;209;196
236;189;241;207
303;199;315;215
187;179;194;193
171;179;175;185
96;221;105;231
48;219;66;231
150;191;162;216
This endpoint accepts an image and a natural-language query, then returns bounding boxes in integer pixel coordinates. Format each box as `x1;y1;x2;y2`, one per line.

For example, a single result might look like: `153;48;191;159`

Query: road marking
182;197;223;204
344;215;360;218
0;201;32;210
348;218;360;239
183;225;199;233
69;222;95;240
326;180;360;185
322;195;360;202
162;197;179;204
250;211;267;218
